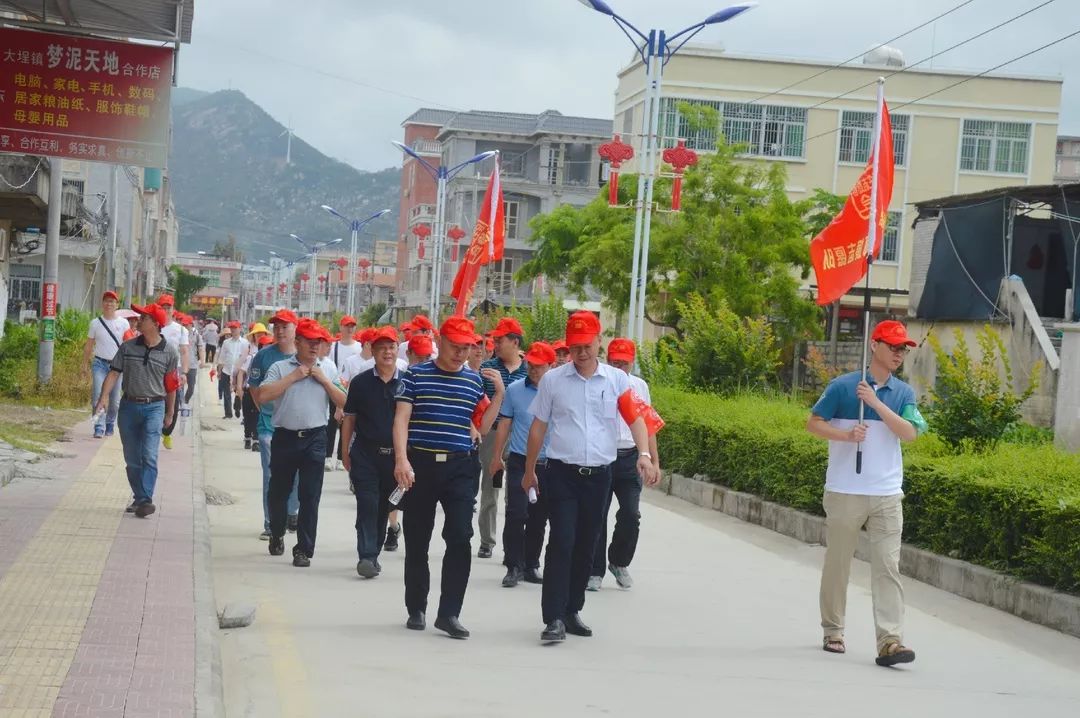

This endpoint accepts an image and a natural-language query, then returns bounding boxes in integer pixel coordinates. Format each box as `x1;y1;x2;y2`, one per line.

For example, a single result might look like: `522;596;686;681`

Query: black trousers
591;449;643;577
184;368;197;404
541;460;611;625
268;429;327;556
403;449;479;619
219;373;234;417
241;389;259;440
205;344;216;363
502;453;548;571
350;444;397;561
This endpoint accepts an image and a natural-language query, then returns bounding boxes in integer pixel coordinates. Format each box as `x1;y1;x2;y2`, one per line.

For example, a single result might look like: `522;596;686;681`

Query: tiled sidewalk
0;414;216;718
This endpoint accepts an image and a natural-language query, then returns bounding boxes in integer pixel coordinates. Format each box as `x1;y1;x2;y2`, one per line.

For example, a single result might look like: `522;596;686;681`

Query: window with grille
658;98;807;158
838;111;909;166
960;120;1030;174
880;211;902;263
504;200;520;240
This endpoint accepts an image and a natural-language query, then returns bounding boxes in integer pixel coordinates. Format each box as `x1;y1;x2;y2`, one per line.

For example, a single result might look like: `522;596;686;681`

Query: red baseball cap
552;339;568;352
485;337;494;352
440;316;476;345
607;338;636;362
295;318;333;342
339;315;357;327
371;326;399;346
565;311;601;346
102;290;119;301
268;308;299;325
257;335;274;346
131;302;167;328
226;320;241;329
156;293;175;307
490;317;524;338
524;342;556;365
408;334;434;357
178;313;194;327
472;333;485;345
872;320;916;348
411;314;434;331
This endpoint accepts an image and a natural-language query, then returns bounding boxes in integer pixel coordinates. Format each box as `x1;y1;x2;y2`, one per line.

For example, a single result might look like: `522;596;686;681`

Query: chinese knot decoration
300;272;310;283
662;139;698;212
334;256;348;280
412;224;431;259
598;134;635;206
448;226;465;262
318;274;327;284
278;282;286;294
358;257;371;281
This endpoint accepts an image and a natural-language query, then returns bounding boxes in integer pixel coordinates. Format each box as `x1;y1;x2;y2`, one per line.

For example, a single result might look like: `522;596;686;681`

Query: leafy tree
358;302;387;327
520;294;567;343
211;233;244;263
169;266;210;308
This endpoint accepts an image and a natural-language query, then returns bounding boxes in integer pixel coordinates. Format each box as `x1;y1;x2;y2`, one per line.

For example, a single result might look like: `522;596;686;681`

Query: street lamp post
290;235;342;318
578;0;755;342
392;141;497;320
321;206;392;317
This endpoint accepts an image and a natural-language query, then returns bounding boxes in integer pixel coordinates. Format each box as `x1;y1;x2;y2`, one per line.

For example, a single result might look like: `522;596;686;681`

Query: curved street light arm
392;140;440;179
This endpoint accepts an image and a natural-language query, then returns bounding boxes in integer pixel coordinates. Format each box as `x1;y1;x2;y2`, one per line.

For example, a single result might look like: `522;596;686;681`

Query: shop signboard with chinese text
0;27;173;168
40;280;57;340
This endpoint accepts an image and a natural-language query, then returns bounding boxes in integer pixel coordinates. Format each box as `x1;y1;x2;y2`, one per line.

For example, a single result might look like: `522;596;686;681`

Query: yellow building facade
613;46;1062;315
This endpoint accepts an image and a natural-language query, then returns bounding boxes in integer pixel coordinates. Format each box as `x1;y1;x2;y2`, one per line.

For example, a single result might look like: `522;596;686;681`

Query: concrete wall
1054;324;1080;451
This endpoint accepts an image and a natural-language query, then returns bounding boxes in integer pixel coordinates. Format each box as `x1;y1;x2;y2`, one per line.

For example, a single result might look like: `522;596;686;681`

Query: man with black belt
95;303;180;518
524;312;659;643
341;325;402;579
477;316;527;559
489;342;555;587
392;316;505;639
260;319;346;567
589;338;660;591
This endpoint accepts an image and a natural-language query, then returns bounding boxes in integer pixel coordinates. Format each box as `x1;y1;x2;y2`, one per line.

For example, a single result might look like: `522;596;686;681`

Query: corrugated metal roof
0;0;193;43
405;107;612;139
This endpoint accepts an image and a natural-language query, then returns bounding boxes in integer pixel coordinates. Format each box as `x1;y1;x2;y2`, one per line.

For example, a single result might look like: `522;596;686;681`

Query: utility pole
37;159;62;384
107;165;118;292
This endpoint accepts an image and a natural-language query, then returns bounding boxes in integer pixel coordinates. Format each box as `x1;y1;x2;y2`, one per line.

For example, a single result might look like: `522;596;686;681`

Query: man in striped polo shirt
393;316;505;639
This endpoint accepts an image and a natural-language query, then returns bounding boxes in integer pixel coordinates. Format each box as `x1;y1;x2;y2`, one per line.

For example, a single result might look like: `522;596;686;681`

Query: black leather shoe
269;536;285;556
477;545;493;559
292;552;310;567
406;611;426;631
287;515;298;533
523;568;543;584
541;620;566;643
565;613;593;637
502;567;522;588
434;615;470;639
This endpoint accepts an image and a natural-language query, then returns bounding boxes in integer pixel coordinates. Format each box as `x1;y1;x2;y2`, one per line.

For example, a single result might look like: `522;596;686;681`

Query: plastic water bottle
92;407;105;423
389;485;406;506
528;487;538;504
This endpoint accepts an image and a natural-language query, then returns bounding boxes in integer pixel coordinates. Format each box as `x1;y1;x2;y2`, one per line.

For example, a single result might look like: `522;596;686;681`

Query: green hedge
652;386;1080;594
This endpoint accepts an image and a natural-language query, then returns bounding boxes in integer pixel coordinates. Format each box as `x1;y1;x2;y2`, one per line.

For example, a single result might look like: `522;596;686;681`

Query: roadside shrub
637;338;689;389
520;294;566;343
927;326;1038;452
653;385;1080;593
674;293;781;393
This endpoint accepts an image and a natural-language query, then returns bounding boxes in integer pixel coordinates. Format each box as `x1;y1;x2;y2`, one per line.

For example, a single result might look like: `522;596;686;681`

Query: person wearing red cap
405;334;434;365
95;304;180;518
156;292;190;391
84;290;129;438
392;315;506;638
807;319;927;667
588;339;659;592
476;316;528;559
249;309;302;540
399;314;437;361
216;321;246;420
258;319;346;567
551;340;569;367
489;342;556;587
341;328;408;383
467;333;485;371
524;311;659;643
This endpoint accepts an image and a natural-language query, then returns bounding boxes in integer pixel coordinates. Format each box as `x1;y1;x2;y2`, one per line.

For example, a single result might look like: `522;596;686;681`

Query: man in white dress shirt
524;312;659;644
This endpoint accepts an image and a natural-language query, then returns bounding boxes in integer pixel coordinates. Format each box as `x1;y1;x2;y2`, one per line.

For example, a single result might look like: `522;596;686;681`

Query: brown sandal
875;642;915;667
822;637;846;654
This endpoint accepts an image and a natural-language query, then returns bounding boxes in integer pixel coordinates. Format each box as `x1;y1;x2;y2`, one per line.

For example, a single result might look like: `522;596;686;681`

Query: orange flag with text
451;162;505;316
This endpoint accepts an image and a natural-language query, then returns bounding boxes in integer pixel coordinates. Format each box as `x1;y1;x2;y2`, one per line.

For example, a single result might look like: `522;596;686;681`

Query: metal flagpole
633;29;667;344
856;77;886;475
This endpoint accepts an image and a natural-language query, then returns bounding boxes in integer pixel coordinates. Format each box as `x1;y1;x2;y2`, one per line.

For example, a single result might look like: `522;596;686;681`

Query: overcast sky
180;0;1080;172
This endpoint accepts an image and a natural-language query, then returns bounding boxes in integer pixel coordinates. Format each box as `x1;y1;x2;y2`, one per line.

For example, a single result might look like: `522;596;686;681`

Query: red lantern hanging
318;274;327;284
598;134;635;206
358;257;371;282
278;282;286;295
447;226;466;263
411;223;431;260
662;139;699;212
334;256;348;281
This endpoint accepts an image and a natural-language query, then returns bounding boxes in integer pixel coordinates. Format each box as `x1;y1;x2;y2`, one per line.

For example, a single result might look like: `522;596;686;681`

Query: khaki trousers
819;491;904;653
477;430;501;549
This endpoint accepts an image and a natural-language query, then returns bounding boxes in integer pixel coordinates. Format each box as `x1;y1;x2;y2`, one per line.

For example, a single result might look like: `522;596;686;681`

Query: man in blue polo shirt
807;319;928;668
489;341;556;588
393;316;505;640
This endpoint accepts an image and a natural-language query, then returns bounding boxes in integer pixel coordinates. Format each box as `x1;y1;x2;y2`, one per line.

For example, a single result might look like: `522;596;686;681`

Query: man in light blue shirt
489;342;556;588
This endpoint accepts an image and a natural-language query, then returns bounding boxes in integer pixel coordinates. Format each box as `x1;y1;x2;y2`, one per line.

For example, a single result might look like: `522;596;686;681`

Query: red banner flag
810;102;895;306
450;162;505;315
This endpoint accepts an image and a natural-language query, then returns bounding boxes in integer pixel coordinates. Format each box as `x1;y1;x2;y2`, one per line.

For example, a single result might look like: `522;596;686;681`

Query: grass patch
0;402;84;454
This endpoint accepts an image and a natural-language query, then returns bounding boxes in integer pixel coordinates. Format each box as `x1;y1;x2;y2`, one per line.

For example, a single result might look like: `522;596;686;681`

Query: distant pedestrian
259;319;345;567
551;340;569;367
94;303;180;518
217;321;245;419
239;323;269;451
83;290;129;439
392;316;505;639
489;341;555;588
807;319;927;666
524;311;658;644
588;338;659;591
399;315;438;361
405;334;434;365
202;319;219;364
156;294;189;451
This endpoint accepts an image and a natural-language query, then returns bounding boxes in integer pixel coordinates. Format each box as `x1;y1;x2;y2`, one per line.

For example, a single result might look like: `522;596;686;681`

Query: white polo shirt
341;353;408;383
529;360;632;467
88;315;130;361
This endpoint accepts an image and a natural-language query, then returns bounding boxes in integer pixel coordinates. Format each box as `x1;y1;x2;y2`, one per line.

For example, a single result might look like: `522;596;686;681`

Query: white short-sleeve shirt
341;354;408;383
331;340;364;374
88;315;130;361
617;373;650;450
529;360;631;466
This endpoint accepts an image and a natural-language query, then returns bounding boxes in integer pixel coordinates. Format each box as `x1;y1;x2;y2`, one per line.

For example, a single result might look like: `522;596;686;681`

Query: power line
744;0;978;106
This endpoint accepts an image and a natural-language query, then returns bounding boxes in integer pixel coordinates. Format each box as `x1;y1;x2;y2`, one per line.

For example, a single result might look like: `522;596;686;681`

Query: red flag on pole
450;160;505;316
810;102;895;306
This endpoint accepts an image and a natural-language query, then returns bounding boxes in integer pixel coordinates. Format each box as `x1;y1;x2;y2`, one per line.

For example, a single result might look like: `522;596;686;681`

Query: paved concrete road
199;382;1080;718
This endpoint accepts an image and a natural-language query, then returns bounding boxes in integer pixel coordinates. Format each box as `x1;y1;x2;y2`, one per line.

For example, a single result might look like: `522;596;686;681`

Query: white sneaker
586;576;602;592
609;562;633;589
324;458;334;472
334;459;343;471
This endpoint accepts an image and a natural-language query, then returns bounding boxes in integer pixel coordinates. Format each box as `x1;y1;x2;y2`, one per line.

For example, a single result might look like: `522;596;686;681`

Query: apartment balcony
412;139;442;157
409;203;436;226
